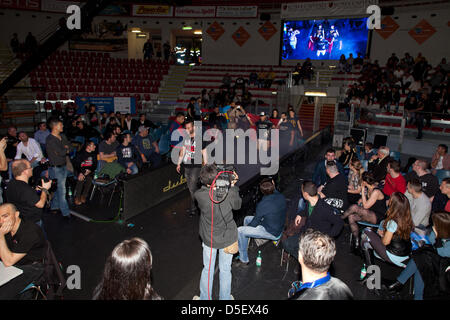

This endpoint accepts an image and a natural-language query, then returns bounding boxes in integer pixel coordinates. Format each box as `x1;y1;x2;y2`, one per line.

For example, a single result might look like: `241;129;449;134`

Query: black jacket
368;155;392;182
292;277;353;300
195;185;242;249
300;199;344;238
73;149;98;176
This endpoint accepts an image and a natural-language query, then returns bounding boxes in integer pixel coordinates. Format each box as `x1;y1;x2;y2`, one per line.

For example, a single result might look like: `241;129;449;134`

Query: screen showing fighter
282;17;368;60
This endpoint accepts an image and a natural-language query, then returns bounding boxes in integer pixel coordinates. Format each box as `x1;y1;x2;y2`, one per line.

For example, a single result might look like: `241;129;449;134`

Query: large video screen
282;18;369;60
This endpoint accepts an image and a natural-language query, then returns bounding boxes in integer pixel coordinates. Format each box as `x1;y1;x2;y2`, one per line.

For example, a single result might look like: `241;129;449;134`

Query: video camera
214;164;237;201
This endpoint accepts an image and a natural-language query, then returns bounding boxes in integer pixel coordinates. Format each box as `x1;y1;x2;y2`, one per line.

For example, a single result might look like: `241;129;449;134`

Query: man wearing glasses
6;159;52;233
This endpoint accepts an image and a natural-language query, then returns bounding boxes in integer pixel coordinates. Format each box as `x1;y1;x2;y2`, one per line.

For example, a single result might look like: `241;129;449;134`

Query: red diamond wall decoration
375;16;399;40
258;21;277;41
206;21;225;41
232;27;250;47
408;19;436;45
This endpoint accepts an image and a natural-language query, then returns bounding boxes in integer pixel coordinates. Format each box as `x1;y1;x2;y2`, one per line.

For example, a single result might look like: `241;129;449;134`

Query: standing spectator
163;41;171;61
34;122;50;154
353;53;363;67
116;133;142;175
193;164;241;300
10;33;19;56
0;137;8;204
24;32;37;55
93;238;162;300
286;109;304;148
254;112;274;152
176;120;209;216
132;126;161;168
339;54;347;72
405;179;431;230
143;39;153;60
72;141;97;206
383;159;407;197
249;71;258;87
169;112;185;150
360;192;414;268
288;230;353;300
234;179;286;267
405;159;440;200
346;96;361;122
431;144;450;172
45;118;71;219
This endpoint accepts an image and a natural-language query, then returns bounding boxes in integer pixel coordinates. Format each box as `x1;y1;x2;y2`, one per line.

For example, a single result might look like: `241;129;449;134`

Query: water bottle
256;250;262;267
94;172;98;180
360;264;367;280
67;186;73;204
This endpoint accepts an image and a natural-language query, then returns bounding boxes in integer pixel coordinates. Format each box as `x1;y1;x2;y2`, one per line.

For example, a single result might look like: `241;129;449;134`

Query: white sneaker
230;295;235;300
192;295;200;300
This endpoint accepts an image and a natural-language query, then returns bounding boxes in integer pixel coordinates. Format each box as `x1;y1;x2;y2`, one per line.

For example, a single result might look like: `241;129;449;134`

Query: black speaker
260;13;271;21
373;134;388;149
381;6;394;16
350;128;367;147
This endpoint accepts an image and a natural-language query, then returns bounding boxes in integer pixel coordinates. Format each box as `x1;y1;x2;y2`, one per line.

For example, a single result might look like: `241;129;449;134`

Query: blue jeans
237;216;280;263
48;166;70;217
200;243;233;300
397;259;425;300
126;163;139;175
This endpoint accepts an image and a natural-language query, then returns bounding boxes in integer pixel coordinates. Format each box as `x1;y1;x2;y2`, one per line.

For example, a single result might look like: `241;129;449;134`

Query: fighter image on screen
288;28;301;50
316;35;330;57
328;25;342;53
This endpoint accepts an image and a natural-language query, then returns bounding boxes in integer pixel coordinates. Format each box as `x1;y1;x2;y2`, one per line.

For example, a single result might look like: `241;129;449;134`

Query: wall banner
216;6;258;18
175;6;215;17
281;0;379;19
132;4;173;17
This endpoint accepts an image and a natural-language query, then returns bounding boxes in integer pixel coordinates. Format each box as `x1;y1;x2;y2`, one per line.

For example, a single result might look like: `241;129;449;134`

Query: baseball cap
260;112;266;116
138;125;149;133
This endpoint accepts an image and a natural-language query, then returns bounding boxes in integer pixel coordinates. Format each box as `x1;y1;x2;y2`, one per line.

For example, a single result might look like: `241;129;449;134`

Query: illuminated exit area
173;26;202;66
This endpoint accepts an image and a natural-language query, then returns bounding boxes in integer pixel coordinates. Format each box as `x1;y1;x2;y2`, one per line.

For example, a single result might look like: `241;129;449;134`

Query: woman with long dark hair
93;238;162;300
338;137;357;167
388;212;450;299
342;171;386;250
360;192;414;268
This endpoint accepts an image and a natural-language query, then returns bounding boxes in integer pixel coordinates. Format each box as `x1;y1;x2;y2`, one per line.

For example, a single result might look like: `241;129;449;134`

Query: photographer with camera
6;159;52;233
193;164;242;300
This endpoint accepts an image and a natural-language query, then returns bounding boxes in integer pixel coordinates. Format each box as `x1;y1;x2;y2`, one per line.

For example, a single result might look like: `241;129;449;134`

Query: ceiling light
182;26;192;30
194;30;202;35
131;27;141;33
304;91;327;97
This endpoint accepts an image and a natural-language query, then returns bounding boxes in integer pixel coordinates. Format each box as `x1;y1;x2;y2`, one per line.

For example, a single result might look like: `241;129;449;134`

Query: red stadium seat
48;93;57;100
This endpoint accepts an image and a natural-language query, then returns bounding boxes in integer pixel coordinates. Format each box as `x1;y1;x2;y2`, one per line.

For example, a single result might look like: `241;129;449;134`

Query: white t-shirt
436;156;444;170
15;138;43;162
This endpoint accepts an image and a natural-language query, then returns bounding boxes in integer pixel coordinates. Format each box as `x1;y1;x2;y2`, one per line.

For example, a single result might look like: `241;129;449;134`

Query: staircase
158;65;191;102
298;103;315;132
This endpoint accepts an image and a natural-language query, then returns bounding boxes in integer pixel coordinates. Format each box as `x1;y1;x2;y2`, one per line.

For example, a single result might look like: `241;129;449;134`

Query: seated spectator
98;131;119;171
383;159;407;197
248;71;258;87
6;160;52;230
0;203;46;300
116;133;142;175
104;117;120;135
93;237;162;300
122;113;138;134
74;121;99;143
33;122;50;153
405;159;440;200
257;70;267;89
15;131;46;184
347;158;364;205
342;172;386;250
222;73;232;88
388;212;450;300
312;148;344;187
318;161;349;212
86;104;100;130
132;126;161;169
360;192;414;268
264;67;276;88
360;142;376;161
368;146;391;183
234;77;245;91
288;230;353;300
432;178;450;213
234;179;286;267
405;179;431;230
72;141;97;206
391;86;401;113
281;181;344;260
431;144;450;172
338;137;357;167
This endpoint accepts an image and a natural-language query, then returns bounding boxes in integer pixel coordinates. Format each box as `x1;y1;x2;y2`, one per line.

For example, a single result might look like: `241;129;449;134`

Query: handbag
224;241;238;255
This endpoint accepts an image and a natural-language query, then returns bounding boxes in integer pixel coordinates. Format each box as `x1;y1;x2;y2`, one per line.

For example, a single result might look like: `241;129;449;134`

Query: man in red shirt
383;159;406;197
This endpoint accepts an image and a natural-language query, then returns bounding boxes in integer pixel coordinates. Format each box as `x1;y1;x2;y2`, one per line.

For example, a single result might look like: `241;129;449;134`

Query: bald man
0;203;46;299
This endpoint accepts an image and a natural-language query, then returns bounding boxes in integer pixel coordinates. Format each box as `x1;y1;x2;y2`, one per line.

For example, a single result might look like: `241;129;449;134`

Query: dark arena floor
43;136;409;301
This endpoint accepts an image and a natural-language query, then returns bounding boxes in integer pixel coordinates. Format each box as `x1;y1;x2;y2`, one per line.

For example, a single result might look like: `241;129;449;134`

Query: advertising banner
216;5;258;18
40;0;81;13
175;5;215;17
0;0;41;11
132;4;173;17
75;96;135;114
281;0;379;19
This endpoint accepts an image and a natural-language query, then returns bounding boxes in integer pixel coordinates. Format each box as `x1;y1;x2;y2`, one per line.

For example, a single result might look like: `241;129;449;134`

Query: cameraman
6;159;52;233
0;137;8;204
193;164;242;300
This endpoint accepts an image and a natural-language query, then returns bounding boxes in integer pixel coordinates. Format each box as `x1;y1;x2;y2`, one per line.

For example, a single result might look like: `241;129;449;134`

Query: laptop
0;261;23;287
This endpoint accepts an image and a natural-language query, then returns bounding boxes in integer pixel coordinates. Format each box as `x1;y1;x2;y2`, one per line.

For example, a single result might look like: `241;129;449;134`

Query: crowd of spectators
342;53;449;139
